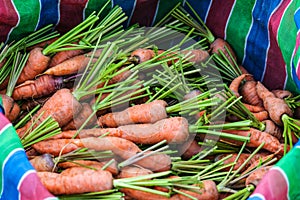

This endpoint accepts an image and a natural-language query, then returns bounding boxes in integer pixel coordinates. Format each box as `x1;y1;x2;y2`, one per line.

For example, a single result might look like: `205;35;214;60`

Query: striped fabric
1;0;300;94
0;102;56;200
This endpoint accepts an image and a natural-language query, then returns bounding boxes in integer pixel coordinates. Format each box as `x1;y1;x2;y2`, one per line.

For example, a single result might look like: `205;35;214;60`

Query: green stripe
225;0;256;63
9;0;40;42
0;96;2;107
277;0;298;93
0;125;23;191
153;0;182;25
85;0;112;20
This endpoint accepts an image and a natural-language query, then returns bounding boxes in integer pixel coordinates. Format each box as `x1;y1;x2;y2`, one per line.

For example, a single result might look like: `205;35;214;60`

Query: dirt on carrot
271;89;292;99
1;94;20;122
263;120;282;140
29;153;55;172
17;47;51;84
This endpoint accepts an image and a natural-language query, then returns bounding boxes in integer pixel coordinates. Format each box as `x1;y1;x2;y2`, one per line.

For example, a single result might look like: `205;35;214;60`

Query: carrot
271;89;292;99
252;111;269;121
130;48;156;64
256;82;293;126
33;137;172;172
240;81;263;106
37;167;113;195
245;166;272;187
181;49;210;63
215;153;250;172
210;38;237;66
17;47;51;84
1;94;20;122
181;139;202;160
120;188;170;200
243;103;265;112
85;117;189;144
117;166;153;178
17;88;82;138
58;160;119;175
239;65;255;81
27;37;58;51
43;49;103;76
49;49;85;67
0;77;9;90
21;97;50;111
242;154;275;176
98;100;168;127
62;103;97;131
29;153;55;172
229;74;250;97
170;180;219;200
263;120;282;140
12;75;64;100
183;89;202;101
223;128;284;154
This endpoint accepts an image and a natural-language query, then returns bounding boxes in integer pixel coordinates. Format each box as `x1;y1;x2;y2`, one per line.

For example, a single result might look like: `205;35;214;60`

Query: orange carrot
81;117;189;144
12;75;64;100
0;77;9;90
239;65;255;81
43;49;102;76
98;100;168;127
210;38;237;66
120;188;170;200
17;47;51;84
29;154;55;172
181;139;202;160
242;154;275;176
58;160;119;175
117;166;153;178
49;49;85;67
183;89;202;101
27;37;58;51
240;81;263;106
252;111;269;121
245;166;272;187
1;94;20;122
17;88;82;138
229;74;250;97
33;136;172;172
20;97;50;111
271;89;292;99
223;128;284;154
130;48;156;63
256;82;293;126
181;49;210;63
243;103;265;112
170;180;219;200
62;103;97;131
215;153;250;172
263;120;282;140
37;167;113;195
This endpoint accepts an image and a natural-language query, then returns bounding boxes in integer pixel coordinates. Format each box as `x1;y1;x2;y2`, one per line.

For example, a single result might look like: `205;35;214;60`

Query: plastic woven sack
0;0;300;199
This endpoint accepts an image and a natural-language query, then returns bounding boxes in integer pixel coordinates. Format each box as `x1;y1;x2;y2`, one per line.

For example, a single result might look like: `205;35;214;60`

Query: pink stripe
295;32;300;77
205;0;235;39
19;172;55;200
262;0;291;90
0;113;10;129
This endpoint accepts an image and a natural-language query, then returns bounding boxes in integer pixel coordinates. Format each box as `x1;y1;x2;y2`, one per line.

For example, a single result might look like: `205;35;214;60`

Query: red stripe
262;0;290;89
0;0;19;42
295;33;300;77
129;0;159;26
205;0;235;39
19;172;55;200
55;0;88;34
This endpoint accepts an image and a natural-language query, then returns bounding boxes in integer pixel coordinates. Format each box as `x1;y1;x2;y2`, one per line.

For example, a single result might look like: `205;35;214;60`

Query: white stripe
271;166;290;200
242;1;257;64
5;1;20;43
55;0;61;28
34;0;42;31
204;0;213;23
249;193;266;200
44;198;59;200
0;148;24;196
151;0;161;26
111;0;114;9
182;0;186;6
224;0;237;40
261;0;285;81
18;170;36;200
0;124;12;136
82;0;89;20
127;0;137;27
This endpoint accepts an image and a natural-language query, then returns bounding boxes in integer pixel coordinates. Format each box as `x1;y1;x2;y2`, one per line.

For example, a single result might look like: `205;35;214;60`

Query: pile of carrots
0;2;300;200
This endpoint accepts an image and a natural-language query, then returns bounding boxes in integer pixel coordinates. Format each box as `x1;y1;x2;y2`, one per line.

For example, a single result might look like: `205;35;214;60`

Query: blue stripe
292;62;300;89
294;8;300;29
1;149;34;200
114;0;136;26
36;0;59;30
183;0;211;22
242;0;283;81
